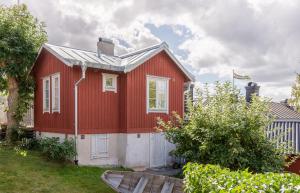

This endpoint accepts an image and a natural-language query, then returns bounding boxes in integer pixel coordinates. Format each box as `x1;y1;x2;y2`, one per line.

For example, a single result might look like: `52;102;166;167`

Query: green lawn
0;146;117;193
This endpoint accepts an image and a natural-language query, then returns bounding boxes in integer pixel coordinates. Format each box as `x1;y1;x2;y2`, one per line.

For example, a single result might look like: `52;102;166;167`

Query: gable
129;51;191;82
123;44;194;81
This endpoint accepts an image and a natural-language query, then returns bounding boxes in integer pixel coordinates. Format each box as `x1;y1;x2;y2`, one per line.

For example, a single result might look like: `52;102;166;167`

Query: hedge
184;163;300;193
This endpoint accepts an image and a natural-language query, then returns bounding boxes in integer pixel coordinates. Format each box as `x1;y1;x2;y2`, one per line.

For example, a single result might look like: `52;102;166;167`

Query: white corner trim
102;73;118;93
42;76;50;113
146;75;169;114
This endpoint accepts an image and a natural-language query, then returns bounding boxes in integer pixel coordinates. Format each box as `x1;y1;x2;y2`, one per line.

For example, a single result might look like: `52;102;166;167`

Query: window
91;134;108;159
43;77;50;113
51;73;60;112
102;73;118;93
147;75;169;113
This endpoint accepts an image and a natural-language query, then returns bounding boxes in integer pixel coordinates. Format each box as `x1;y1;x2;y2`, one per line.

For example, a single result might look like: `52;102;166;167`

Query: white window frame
51;73;60;113
42;76;50;113
102;73;118;93
91;134;109;159
146;75;169;114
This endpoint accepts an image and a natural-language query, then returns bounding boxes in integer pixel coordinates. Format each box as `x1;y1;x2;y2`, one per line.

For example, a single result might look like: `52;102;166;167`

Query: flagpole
232;69;235;88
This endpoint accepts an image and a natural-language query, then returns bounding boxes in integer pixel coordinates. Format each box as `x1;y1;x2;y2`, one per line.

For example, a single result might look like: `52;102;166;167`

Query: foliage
158;82;285;172
10;126;34;142
17;137;39;150
39;137;76;161
289;73;300;112
0;4;47;123
184;163;300;193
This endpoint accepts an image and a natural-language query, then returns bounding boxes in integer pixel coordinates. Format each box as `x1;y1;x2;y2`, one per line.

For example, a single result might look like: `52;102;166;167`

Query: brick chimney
97;37;114;56
245;82;260;103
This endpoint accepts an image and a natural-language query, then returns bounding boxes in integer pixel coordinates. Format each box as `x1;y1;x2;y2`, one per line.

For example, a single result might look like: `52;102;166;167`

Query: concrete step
133;176;148;193
161;182;174;193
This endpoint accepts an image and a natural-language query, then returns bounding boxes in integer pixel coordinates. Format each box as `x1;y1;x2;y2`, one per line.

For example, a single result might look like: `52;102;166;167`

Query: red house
31;38;194;168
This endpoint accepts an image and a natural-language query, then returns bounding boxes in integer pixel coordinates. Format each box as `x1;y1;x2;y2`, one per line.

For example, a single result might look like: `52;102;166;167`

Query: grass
0;146;118;193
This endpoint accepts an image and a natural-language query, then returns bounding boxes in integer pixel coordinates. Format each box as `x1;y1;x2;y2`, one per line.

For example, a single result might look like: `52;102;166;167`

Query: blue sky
1;0;299;101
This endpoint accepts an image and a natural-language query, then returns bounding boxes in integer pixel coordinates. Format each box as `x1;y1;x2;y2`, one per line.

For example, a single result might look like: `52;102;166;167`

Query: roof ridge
119;42;167;58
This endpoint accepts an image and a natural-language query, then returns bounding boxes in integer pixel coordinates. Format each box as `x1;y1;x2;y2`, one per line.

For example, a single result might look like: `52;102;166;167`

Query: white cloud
1;0;299;101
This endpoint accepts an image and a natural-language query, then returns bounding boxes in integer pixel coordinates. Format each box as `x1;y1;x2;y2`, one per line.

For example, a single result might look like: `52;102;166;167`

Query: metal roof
270;102;300;120
41;42;195;81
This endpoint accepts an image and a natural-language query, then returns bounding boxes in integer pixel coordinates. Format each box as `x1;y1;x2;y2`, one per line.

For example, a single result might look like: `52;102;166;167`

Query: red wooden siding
33;49;75;134
33;49;189;134
125;51;187;133
77;68;121;134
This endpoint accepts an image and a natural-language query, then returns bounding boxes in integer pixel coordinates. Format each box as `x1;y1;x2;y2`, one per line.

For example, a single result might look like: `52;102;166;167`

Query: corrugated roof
270;102;300;120
40;42;195;81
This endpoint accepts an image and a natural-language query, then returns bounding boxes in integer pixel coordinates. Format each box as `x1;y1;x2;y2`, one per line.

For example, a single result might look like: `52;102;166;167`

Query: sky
1;0;300;101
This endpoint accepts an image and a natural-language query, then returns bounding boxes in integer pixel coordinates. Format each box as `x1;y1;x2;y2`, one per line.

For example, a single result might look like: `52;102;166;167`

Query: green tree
0;4;47;142
289;73;300;112
158;82;285;172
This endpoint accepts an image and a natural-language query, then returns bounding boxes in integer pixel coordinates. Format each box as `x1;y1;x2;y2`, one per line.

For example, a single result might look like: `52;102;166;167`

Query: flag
233;71;250;80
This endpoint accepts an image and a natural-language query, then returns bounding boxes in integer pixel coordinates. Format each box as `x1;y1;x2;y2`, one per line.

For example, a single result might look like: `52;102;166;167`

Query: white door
150;132;166;168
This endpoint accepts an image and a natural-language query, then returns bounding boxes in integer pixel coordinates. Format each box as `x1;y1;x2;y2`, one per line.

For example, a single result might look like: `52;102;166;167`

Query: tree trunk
6;76;19;143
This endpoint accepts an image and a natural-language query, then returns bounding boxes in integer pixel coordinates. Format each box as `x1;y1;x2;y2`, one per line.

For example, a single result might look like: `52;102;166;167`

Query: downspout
74;61;87;165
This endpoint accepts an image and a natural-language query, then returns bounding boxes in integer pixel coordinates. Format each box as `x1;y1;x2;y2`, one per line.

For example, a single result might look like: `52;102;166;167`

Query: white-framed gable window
91;134;108;159
42;76;50;113
146;75;169;114
51;73;60;113
102;73;118;93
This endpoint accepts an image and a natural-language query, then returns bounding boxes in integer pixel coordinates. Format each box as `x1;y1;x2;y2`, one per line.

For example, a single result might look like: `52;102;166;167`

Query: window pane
149;80;156;99
106;77;113;87
149;98;156;108
54;78;59;109
149;80;156;108
157;93;166;109
147;77;168;111
157;80;166;91
45;80;49;109
149;80;156;90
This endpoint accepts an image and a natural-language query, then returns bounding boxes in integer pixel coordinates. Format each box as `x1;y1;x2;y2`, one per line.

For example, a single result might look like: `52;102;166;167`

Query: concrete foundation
37;131;175;168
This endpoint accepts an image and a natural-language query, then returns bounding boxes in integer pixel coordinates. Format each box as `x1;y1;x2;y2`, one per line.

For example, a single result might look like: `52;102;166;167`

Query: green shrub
158;82;284;172
39;137;76;161
10;126;34;143
17;138;39;150
184;163;300;193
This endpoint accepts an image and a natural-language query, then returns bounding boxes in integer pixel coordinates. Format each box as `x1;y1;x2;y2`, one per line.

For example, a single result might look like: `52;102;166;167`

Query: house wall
37;131;175;168
33;49;188;168
33;49;189;135
77;133;122;166
124;51;188;133
77;68;122;134
286;156;300;175
33;49;75;134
